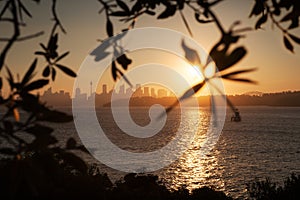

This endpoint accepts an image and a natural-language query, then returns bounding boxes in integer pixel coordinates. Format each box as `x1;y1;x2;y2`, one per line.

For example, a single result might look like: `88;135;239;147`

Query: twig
0;31;44;42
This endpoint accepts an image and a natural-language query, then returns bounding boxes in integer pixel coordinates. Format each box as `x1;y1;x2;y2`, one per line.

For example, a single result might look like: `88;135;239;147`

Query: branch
50;0;66;35
0;0;20;71
0;31;44;42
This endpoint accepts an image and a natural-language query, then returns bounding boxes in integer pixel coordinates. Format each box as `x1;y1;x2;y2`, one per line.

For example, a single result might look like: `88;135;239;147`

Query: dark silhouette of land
40;85;300;108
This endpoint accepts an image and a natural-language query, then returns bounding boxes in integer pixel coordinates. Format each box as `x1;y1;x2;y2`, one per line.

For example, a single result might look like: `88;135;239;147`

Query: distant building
102;84;107;94
157;89;167;98
151;88;156;98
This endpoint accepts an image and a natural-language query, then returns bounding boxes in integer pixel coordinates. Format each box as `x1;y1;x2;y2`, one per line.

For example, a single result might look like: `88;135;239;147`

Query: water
18;106;300;199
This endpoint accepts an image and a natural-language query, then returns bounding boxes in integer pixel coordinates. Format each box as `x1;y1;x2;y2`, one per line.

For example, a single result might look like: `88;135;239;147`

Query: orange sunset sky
1;0;300;96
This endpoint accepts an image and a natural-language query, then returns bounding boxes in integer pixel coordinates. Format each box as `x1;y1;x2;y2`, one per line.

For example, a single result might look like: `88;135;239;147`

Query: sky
1;0;300;96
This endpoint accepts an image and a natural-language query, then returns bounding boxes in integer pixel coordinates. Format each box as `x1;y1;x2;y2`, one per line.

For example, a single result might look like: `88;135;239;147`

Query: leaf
131;1;142;13
55;51;69;62
106;18;114;37
34;51;46;56
145;10;156;16
0;77;2;89
283;35;294;53
111;61;117;81
5;66;14;89
55;64;77;77
116;0;130;14
255;14;268;29
288;33;300;44
179;81;205;102
66;138;77;149
52;67;56;81
157;5;176;19
43;65;50;77
110;11;129;17
221;68;257;78
21;58;37;85
48;33;58;50
23;79;49;92
223;77;257;83
195;13;213;24
158;81;205;119
216;47;247;71
249;0;266;17
39;43;47;51
116;68;132;87
116;54;132;70
181;40;201;66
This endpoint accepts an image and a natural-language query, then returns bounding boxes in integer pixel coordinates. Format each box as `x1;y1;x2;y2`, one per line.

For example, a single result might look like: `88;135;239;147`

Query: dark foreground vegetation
0;154;299;200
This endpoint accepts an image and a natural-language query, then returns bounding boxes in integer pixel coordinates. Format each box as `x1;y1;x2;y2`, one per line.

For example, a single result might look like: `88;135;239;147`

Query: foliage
97;0;300;114
247;173;300;200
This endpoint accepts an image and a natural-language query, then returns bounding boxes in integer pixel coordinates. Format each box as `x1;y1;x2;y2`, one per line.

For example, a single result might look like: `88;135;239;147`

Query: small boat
231;109;241;122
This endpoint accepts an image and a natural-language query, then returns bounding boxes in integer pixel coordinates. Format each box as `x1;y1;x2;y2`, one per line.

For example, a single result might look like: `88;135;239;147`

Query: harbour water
44;106;300;198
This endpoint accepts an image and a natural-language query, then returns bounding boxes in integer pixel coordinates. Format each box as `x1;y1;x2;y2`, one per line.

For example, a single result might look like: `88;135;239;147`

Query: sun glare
204;63;216;78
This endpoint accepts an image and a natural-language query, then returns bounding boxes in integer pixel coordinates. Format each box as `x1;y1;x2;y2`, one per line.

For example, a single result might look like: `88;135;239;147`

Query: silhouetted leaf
288;33;300;44
283;35;294;53
179;81;205;102
40;43;47;51
157;5;176;19
66;138;77;149
221;68;257;78
255;14;268;29
5;66;14;89
158;81;205;119
0;77;2;89
116;54;132;70
34;51;46;56
181;40;201;66
116;68;133;87
55;64;77;77
116;0;130;14
43;65;50;77
249;0;266;17
131;1;142;13
223;77;257;83
280;12;292;22
106;18;114;37
23;79;49;92
110;11;129;16
55;51;69;62
52;67;56;81
21;58;37;85
48;33;58;50
214;47;247;71
195;13;213;23
145;10;156;16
